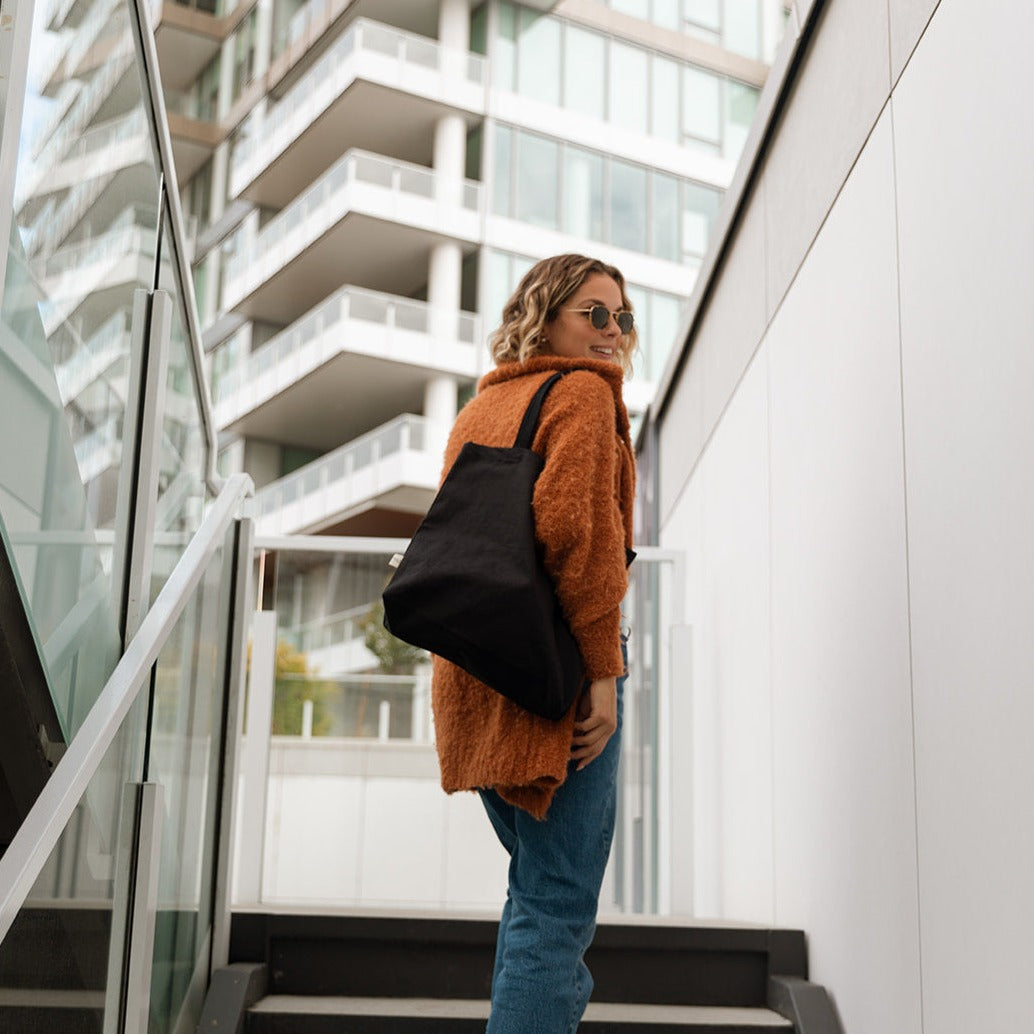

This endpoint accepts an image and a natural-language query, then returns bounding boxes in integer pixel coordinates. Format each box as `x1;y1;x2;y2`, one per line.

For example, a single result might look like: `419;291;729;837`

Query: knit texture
430;355;636;819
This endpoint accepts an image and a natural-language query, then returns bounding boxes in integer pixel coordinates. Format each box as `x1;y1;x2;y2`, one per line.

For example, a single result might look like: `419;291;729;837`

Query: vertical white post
423;373;457;469
234;609;277;904
377;700;390;741
301;698;313;739
0;0;35;310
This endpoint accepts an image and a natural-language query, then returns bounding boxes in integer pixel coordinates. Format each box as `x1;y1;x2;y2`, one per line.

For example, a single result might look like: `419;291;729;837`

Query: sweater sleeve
530;372;627;680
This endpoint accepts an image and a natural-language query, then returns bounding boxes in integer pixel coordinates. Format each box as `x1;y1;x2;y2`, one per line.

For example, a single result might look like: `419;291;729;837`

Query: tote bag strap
513;372;567;450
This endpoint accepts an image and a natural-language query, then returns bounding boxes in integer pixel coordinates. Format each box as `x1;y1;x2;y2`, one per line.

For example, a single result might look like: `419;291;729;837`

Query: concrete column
438;0;470;51
424;372;458;464
253;0;274;80
428;238;462;343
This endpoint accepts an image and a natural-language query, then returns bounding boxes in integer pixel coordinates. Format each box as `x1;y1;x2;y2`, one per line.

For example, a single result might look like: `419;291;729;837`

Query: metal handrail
0;473;253;943
128;0;220;492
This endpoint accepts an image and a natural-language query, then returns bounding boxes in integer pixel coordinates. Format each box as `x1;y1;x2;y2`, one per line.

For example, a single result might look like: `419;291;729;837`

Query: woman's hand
570;677;617;771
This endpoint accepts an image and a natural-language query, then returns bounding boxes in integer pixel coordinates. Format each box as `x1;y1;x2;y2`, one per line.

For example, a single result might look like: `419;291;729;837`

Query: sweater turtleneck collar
478;356;630;438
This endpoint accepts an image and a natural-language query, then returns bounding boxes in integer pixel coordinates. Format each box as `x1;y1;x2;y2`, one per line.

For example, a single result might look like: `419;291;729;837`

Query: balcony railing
42;204;156;280
232;18;486;193
222;150;481;310
66;0;123;73
252;413;440;535
213;285;480;422
54;310;131;405
30;45;135;183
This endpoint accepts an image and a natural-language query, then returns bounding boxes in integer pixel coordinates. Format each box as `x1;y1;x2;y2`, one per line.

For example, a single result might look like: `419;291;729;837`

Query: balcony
38;205;158;334
34;108;151;208
221;149;481;323
54;309;131;405
252;414;442;536
213;285;480;448
230;18;486;207
21;44;137;207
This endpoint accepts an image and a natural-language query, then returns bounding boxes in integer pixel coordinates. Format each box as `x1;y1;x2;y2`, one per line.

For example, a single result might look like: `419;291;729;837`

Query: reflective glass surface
515;131;558;228
0;692;147;1031
151;204;207;606
564;24;606;120
562;146;604;241
516;9;560;105
0;0;161;736
146;520;235;1034
609;40;648;132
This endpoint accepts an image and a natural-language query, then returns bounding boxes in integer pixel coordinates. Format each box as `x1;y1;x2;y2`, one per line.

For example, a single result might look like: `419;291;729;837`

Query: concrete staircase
200;910;844;1033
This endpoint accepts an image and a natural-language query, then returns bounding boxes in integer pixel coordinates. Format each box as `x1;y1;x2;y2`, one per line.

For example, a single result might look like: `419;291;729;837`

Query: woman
431;253;638;1032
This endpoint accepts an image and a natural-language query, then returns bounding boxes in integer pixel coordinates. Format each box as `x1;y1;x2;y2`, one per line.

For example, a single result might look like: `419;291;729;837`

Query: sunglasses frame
565;305;635;335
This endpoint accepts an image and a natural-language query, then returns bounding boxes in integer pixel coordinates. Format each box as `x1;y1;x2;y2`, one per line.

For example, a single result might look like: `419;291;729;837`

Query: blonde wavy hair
488;254;638;377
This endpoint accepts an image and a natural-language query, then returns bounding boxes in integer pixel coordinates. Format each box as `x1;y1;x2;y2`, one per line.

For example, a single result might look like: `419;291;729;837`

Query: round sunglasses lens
617;312;633;334
590;306;610;330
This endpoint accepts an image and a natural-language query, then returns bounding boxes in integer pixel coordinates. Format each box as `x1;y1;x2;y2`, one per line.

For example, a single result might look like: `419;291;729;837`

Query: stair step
230;912;806;1007
247;995;794;1033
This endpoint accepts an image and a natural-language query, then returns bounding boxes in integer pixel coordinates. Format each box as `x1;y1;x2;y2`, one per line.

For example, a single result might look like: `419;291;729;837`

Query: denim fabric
479;646;627;1033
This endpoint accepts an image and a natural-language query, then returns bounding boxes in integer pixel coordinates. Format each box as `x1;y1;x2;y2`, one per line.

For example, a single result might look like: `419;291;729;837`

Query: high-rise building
155;0;786;540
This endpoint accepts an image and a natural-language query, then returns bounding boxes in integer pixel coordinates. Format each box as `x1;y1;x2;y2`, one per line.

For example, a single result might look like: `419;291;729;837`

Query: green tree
271;639;335;735
358;599;425;674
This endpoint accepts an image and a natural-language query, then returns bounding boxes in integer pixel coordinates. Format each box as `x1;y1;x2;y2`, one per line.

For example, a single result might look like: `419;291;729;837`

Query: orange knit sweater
430;355;636;819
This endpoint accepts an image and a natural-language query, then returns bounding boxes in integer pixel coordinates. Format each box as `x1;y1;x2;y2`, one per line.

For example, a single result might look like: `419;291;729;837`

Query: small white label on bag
389;553;405;568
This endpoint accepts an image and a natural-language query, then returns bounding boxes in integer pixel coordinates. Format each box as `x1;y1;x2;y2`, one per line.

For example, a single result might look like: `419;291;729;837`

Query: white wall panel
893;1;1034;1030
766;111;921;1034
660;453;704;915
695;349;774;923
761;0;891;318
887;0;940;83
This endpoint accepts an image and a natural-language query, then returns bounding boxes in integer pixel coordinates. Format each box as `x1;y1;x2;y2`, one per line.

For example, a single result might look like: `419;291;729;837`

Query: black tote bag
382;372;583;720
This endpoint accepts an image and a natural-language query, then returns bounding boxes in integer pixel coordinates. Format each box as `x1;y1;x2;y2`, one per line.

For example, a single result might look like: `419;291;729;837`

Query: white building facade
160;0;785;539
650;0;1034;1031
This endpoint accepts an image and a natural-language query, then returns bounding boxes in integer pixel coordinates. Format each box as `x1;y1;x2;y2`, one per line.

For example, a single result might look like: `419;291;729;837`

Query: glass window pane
562;146;604;241
725;0;762;58
651;172;680;260
682;65;721;149
517;10;560;104
648;290;682;379
492;124;513;216
564;24;606;120
609;40;648;131
682;180;722;258
516;132;559;229
609;159;648;252
611;0;648;17
625;283;649;377
651;55;680;141
653;0;680;30
482;250;514;330
725;80;760;158
685;0;721;29
494;0;517;90
470;1;488;55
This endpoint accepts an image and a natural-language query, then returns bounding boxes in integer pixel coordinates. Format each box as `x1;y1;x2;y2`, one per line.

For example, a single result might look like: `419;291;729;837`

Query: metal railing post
234;609;277;904
110;288;172;647
210;516;255;973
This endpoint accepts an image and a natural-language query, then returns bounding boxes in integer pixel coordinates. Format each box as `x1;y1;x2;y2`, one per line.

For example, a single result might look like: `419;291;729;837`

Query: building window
494;2;760;158
492;124;723;261
602;0;766;60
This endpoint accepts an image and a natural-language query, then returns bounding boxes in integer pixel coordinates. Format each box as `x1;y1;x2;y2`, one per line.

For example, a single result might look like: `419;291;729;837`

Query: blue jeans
479;646;626;1033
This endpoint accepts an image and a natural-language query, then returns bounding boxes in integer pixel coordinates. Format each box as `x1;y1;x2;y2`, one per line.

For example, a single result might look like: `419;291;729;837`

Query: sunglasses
565;305;635;335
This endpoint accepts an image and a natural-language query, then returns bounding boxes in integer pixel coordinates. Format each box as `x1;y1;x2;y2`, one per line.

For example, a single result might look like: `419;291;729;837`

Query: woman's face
542;273;625;363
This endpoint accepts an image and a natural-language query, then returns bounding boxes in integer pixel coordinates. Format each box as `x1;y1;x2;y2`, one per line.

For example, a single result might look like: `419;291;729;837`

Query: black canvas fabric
382;372;583;720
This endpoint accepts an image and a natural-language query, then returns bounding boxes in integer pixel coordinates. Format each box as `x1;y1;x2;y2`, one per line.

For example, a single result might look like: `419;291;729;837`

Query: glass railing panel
145;519;236;1034
151;204;208;607
1;0;165;734
246;541;674;914
0;691;148;1030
